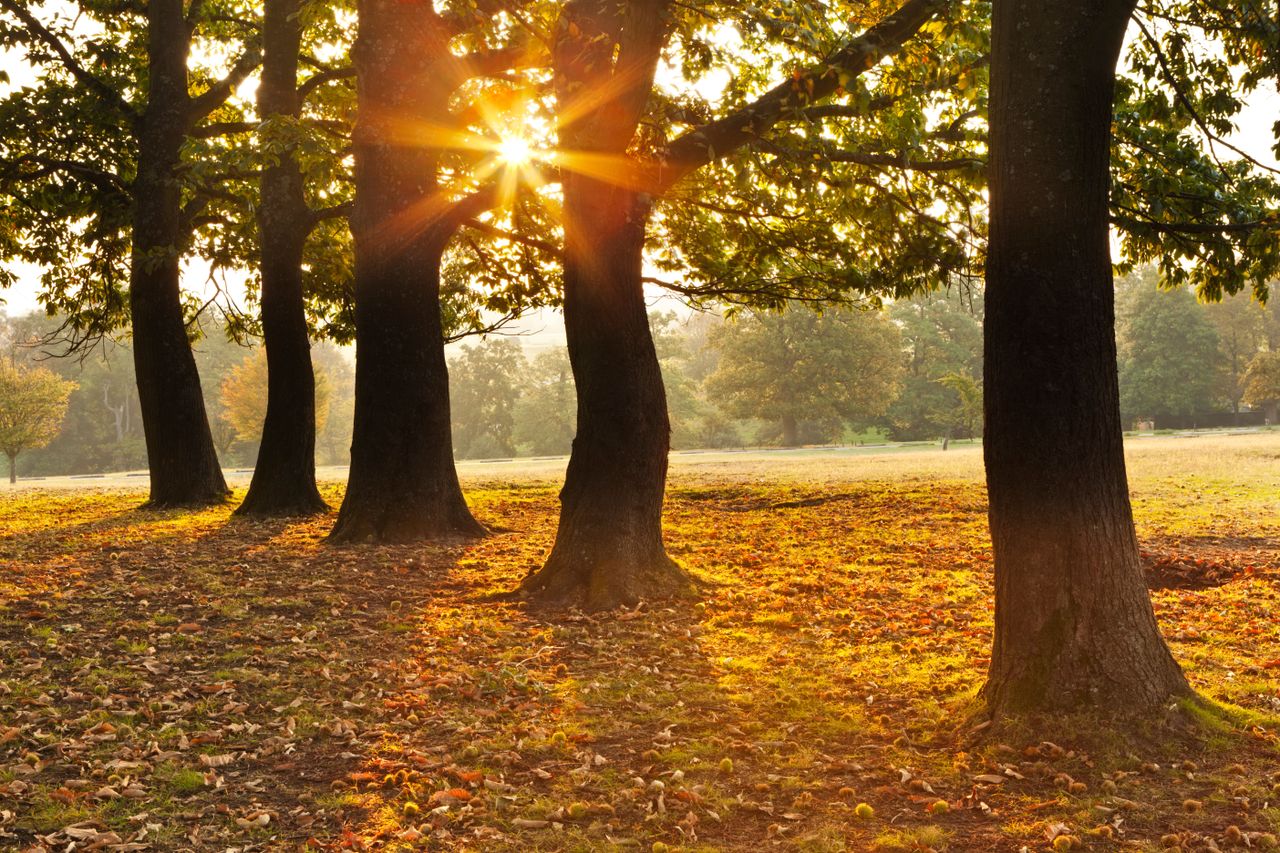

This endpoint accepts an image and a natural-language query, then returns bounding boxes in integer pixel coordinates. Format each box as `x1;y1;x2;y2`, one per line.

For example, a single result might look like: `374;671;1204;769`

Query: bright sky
1;12;1278;327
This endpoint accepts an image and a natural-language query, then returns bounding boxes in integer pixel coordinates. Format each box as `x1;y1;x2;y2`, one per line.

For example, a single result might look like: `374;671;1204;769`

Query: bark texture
519;180;688;609
982;0;1189;713
130;0;228;507
236;0;327;517
330;0;483;543
781;415;799;448
519;0;689;610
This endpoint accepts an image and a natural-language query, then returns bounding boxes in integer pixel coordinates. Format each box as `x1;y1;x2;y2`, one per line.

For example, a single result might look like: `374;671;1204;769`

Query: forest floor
0;433;1278;852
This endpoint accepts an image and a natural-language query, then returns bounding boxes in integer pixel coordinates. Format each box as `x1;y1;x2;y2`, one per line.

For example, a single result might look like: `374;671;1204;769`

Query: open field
8;427;1276;492
0;432;1277;851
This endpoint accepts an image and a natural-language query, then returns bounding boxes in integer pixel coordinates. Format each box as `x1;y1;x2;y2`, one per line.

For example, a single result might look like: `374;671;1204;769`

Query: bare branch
188;43;263;121
462;218;560;256
191;120;258;138
297;66;355;101
308;200;353;228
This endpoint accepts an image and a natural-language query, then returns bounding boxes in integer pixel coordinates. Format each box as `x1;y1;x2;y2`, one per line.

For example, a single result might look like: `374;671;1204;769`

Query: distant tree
190;323;257;463
312;343;354;467
1117;273;1221;421
937;372;982;444
1205;293;1271;413
449;339;526;460
220;349;331;454
651;312;738;450
885;290;984;441
0;361;75;483
514;348;576;457
706;306;903;447
33;351;146;476
1;312;145;476
1243;352;1280;424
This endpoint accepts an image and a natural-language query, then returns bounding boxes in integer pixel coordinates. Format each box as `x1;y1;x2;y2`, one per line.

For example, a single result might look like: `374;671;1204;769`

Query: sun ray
497;135;533;166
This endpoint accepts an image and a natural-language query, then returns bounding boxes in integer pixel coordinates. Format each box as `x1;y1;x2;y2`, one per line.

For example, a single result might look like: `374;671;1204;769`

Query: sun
496;135;533;166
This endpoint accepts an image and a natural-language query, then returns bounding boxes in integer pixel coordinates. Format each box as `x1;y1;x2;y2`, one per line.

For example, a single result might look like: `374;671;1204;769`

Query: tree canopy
1117;271;1222;420
0;358;75;481
705;305;903;446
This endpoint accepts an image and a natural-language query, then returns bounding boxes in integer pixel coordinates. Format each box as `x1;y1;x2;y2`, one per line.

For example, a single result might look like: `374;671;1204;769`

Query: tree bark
8;453;15;485
130;0;228;507
982;0;1189;714
519;180;688;609
329;0;483;543
236;0;327;517
781;415;799;448
517;0;688;609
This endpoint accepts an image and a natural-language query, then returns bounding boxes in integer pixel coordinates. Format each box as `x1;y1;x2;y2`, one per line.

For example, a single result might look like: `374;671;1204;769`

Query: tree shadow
3;480;1278;850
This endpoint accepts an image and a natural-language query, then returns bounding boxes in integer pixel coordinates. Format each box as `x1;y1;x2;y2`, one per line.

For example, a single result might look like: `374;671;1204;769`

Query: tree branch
798;58;988;123
191;120;258;138
440;184;504;236
0;0;138;121
1;155;132;198
822;150;984;172
1111;209;1279;235
297;66;355;101
647;0;950;194
308;200;353;228
1132;15;1280;178
462;218;561;256
188;42;263;122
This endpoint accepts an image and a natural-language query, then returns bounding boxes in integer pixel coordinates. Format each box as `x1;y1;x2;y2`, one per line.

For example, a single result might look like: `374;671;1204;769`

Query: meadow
0;432;1277;851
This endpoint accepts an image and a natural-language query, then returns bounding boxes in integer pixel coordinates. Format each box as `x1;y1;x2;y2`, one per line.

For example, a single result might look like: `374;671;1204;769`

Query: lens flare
497;135;533;166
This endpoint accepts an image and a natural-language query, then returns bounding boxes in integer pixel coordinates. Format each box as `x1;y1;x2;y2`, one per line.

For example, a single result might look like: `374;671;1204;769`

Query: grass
0;432;1276;850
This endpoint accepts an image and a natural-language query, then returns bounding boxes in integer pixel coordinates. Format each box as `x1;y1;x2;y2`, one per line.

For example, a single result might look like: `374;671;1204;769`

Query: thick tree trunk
330;0;483;543
8;454;15;485
518;0;686;610
520;180;689;609
982;0;1188;713
130;1;228;508
237;0;327;517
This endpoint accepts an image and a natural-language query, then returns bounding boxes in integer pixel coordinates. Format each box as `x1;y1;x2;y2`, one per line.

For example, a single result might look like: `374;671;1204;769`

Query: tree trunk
519;180;689;610
237;0;327;517
781;415;799;448
8;453;15;485
517;0;686;610
130;0;228;508
982;0;1189;714
329;0;483;543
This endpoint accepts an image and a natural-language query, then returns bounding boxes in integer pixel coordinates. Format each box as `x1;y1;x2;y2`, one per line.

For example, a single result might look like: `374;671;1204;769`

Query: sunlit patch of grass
158;765;207;796
873;825;952;850
20;788;95;832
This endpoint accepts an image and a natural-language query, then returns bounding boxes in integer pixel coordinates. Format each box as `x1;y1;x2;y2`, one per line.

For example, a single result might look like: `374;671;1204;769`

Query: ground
0;433;1278;852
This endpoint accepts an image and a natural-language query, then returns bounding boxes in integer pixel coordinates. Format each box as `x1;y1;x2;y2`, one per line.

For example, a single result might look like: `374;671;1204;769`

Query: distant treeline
4;272;1276;477
1116;270;1280;426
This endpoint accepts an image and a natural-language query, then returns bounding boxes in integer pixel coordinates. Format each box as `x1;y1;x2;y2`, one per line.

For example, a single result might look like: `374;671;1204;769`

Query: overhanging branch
0;0;138;122
647;0;951;194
